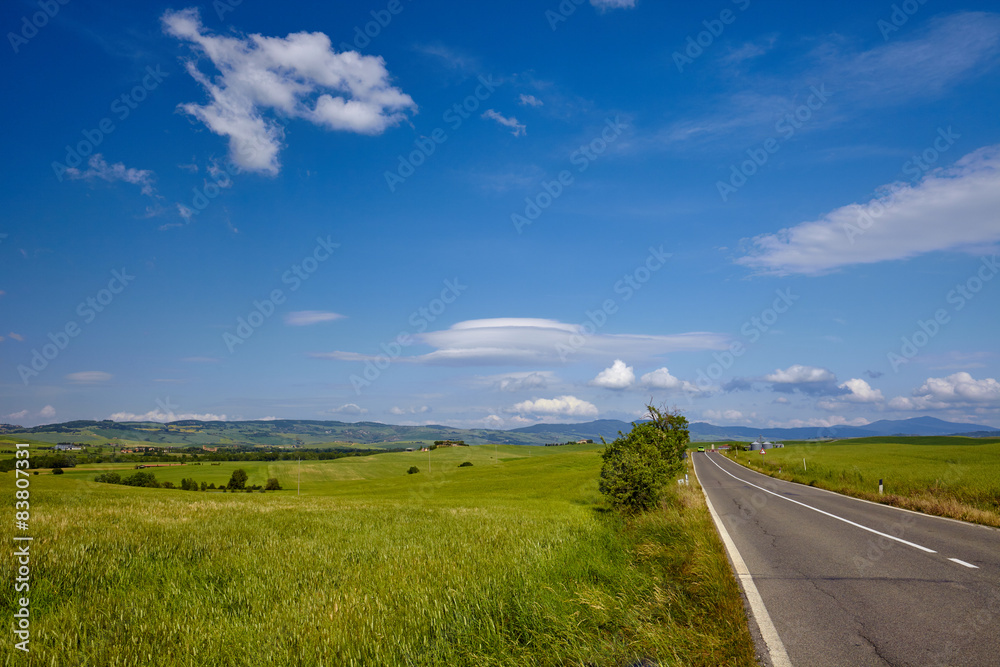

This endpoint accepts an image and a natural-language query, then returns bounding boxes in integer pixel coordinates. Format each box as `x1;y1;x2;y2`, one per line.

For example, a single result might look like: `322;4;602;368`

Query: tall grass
725;439;1000;526
3;447;757;666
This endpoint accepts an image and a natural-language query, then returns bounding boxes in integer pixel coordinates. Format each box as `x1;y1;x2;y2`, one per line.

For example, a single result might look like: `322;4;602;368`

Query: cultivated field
2;444;758;666
724;437;1000;526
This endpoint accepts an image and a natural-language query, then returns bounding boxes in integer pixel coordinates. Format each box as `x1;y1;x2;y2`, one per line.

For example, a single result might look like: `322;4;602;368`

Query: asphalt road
692;451;1000;667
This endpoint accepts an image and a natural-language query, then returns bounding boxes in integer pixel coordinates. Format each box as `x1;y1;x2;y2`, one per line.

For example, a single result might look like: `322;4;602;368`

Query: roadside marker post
879;478;883;495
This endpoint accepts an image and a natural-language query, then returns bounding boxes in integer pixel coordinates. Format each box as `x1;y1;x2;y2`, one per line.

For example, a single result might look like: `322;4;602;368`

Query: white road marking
703;453;937;554
949;558;979;569
693;458;793;667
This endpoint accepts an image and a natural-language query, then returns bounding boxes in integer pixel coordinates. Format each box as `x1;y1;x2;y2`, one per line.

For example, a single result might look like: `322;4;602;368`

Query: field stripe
704;454;937;554
694;458;793;667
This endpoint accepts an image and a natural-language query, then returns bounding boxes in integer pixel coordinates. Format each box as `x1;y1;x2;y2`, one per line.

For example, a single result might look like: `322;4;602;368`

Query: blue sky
2;0;999;430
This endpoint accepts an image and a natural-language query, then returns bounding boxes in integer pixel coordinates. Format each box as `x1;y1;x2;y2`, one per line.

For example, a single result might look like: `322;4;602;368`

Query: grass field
2;444;758;666
724;437;1000;526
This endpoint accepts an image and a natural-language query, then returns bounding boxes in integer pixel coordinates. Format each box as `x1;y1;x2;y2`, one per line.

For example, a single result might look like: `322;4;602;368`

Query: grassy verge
3;446;757;666
723;439;1000;527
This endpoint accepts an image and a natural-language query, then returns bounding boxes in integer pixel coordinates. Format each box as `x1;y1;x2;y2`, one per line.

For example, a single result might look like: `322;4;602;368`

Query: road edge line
693;458;793;667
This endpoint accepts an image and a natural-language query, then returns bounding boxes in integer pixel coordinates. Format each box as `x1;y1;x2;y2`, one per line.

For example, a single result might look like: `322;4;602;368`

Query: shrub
599;405;689;513
264;478;281;490
52;467;64;475
227;469;248;490
94;472;122;484
161;481;175;489
459;462;473;467
122;471;160;488
407;466;420;474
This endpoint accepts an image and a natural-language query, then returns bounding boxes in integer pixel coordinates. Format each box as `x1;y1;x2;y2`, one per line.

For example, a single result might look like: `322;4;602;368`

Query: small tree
228;469;248;490
598;405;689;513
407;466;420;474
264;478;281;490
52;467;64;475
200;481;208;492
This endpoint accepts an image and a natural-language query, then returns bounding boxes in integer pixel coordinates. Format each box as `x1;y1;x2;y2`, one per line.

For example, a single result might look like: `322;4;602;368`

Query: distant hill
1;416;995;448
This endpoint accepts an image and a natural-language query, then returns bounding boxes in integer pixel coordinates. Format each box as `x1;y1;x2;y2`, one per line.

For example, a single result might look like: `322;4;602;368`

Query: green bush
407;466;419;475
227;469;248;490
52;467;64;475
459;462;473;467
264;478;281;490
599;405;689;513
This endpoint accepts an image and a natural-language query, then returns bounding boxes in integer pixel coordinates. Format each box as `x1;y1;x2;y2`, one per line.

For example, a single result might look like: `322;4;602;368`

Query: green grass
2;445;757;666
725;438;1000;526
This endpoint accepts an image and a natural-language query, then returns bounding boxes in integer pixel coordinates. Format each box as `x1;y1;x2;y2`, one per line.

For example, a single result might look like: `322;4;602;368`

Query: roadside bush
599;405;690;513
407;466;419;474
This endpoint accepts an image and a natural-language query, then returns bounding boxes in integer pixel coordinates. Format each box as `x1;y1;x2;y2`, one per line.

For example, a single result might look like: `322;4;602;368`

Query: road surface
692;451;1000;666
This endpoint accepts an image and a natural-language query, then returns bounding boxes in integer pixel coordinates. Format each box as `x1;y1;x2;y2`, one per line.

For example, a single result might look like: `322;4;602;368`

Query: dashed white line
948;558;979;569
703;453;937;554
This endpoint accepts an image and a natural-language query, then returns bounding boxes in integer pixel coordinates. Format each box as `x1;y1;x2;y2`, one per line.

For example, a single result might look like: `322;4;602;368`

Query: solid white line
694;458;793;667
948;558;979;569
703;453;937;554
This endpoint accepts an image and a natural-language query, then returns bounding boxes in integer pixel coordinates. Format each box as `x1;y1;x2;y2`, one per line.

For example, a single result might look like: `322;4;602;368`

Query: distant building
576;439;594;444
54;444;82;451
749;436;784;450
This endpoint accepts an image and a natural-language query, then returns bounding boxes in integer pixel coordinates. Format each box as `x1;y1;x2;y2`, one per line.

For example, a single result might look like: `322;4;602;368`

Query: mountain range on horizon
2;415;997;447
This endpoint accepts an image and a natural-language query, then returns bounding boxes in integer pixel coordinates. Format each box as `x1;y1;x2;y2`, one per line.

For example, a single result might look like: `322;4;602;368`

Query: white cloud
162;8;416;175
640;367;706;394
518;94;543;107
889;372;1000;410
390;406;431;415
590;0;636;10
312;318;728;366
764;365;836;384
66;371;112;384
328;403;367;416
38;405;55;419
481;414;505;428
487;371;554;392
481;109;526;136
591;359;635;389
838;378;884;403
738;144;1000;275
284;310;345;326
510;395;598;418
3;410;29;421
108;410;227;422
65;154;155;196
703;409;749;423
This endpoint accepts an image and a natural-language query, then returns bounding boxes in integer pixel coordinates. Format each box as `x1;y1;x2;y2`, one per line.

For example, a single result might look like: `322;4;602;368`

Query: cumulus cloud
284;310;345;326
390;406;431;415
518;94;543;107
38;405;55;419
162;8;416;174
703;409;750;424
510;395;598;418
759;364;846;396
312;318;728;366
65;154;156;196
838;378;884;403
328;403;367;416
591;360;635;389
481;109;526;136
889;372;1000;410
66;371;113;384
640;367;706;394
109;410;227;422
737;145;1000;275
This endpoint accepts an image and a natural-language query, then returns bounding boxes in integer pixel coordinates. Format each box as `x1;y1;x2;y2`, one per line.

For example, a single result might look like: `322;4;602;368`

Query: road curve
692;451;1000;667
